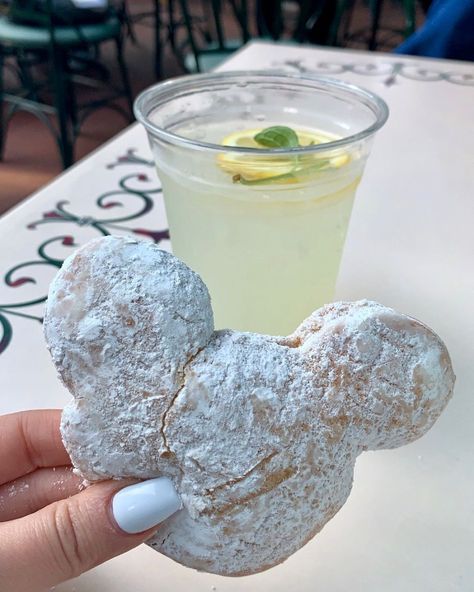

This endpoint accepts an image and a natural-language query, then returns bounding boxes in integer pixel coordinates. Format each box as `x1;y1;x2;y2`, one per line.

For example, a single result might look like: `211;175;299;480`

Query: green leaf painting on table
0;160;169;356
0;236;71;354
0;315;12;355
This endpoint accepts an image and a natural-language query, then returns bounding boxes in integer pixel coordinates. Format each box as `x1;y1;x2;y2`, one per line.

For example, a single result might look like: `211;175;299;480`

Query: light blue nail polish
112;477;182;534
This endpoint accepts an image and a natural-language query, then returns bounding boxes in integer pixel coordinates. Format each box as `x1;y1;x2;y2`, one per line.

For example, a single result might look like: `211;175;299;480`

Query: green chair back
0;0;130;169
8;0;51;27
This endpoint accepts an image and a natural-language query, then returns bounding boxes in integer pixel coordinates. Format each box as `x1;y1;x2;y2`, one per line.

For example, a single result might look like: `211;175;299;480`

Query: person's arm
395;0;474;60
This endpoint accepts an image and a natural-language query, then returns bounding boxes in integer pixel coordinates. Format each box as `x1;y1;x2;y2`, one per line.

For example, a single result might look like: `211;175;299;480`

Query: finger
0;410;70;485
0;477;182;592
0;466;82;522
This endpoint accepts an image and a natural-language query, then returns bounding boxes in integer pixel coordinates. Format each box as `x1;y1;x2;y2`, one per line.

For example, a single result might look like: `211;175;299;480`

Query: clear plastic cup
134;71;388;335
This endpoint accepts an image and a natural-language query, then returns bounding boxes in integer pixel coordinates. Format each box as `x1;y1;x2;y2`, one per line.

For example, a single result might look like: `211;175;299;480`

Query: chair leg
167;0;178;51
402;0;416;37
154;0;162;80
327;0;350;46
17;50;40;102
115;37;134;121
341;0;356;42
178;0;201;72
63;60;79;136
368;0;383;50
121;0;138;44
50;48;73;169
257;0;283;39
0;49;4;161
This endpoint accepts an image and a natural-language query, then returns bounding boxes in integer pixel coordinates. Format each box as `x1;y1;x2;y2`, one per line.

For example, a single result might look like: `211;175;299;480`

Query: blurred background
0;0;464;215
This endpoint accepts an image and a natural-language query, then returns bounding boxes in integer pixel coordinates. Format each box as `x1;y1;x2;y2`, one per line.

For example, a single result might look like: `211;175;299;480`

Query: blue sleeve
394;0;474;61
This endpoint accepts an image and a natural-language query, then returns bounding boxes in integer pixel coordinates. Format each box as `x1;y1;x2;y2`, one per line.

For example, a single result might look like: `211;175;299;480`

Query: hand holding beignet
44;236;454;576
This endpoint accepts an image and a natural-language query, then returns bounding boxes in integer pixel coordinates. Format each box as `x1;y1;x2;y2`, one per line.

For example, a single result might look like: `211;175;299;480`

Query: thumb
0;477;181;592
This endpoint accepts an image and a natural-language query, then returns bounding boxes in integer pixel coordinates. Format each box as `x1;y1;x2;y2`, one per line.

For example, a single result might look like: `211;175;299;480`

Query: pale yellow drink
154;122;362;335
135;72;388;335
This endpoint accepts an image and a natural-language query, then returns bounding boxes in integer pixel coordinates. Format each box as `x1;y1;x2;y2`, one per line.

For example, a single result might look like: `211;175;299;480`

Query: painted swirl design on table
272;58;474;87
0;154;169;355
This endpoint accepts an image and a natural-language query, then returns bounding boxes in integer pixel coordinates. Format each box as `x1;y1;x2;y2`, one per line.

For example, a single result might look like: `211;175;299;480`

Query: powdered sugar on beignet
44;236;455;576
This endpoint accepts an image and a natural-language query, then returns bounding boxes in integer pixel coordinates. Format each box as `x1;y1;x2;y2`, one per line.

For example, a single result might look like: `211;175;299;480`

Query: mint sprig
254;126;300;149
229;125;336;185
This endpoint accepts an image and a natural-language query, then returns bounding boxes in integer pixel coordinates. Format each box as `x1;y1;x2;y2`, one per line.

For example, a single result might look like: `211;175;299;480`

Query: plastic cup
135;71;388;335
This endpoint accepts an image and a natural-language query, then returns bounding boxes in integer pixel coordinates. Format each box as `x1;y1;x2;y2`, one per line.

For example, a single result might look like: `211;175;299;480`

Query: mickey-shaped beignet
44;236;455;576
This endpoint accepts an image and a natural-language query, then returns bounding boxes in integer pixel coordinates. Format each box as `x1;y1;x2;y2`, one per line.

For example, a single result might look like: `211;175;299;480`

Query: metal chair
176;0;350;73
175;0;250;72
0;0;133;168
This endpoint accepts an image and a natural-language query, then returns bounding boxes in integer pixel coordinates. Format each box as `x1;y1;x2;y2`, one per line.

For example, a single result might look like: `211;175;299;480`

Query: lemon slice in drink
217;128;349;184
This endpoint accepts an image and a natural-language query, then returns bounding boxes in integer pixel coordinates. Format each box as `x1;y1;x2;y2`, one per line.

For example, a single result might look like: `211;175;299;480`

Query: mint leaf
254;126;299;149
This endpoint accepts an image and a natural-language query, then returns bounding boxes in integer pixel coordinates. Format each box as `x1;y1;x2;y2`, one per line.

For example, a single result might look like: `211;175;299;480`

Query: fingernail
112;477;182;534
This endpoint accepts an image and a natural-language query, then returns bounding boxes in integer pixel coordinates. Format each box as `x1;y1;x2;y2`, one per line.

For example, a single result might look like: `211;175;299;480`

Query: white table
0;42;473;591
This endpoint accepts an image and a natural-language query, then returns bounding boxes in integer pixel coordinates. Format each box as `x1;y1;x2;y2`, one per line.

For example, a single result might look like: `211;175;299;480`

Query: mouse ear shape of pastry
292;301;455;451
44;236;214;401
